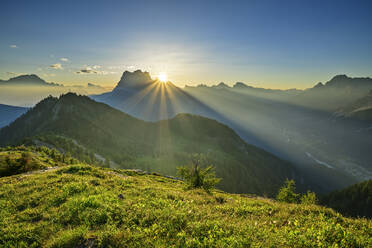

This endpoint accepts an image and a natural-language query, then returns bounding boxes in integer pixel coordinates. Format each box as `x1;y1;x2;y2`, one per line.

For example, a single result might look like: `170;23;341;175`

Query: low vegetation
276;179;318;205
0;157;371;247
0;146;77;177
177;154;221;192
276;179;300;204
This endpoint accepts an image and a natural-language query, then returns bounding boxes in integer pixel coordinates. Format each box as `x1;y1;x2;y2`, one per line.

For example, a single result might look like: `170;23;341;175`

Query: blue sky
1;0;371;89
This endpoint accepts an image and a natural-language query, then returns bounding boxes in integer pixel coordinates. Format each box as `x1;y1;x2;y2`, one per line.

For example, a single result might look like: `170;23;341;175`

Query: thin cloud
60;58;69;62
76;66;117;75
49;63;63;70
10;45;17;48
43;73;56;77
76;67;98;74
6;72;18;76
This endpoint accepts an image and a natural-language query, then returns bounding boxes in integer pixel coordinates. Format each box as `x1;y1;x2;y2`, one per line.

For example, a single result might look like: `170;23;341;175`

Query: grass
0;146;77;177
0;163;371;247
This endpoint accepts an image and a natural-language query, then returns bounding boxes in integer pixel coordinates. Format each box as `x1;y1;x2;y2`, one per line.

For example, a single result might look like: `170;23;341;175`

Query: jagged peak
115;70;153;89
330;74;349;81
324;74;372;88
213;82;230;89
233;82;253;89
120;70;151;80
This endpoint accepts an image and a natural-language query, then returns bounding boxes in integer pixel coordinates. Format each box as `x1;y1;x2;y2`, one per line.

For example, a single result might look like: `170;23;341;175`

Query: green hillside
0;146;77;177
321;180;372;218
0;93;302;196
0;158;371;247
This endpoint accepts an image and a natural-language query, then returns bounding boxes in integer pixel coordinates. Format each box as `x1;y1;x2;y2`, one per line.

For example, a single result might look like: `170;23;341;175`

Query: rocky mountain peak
115;70;153;89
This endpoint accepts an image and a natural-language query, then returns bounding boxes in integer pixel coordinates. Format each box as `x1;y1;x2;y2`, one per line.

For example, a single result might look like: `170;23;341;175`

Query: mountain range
0;74;62;86
293;75;372;111
2;72;372;193
0;74;107;106
91;71;372;191
0;92;306;196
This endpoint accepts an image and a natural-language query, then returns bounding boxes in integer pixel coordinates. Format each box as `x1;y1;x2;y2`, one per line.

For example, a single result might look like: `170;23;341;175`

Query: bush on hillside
276;179;299;203
301;190;318;205
277;179;318;205
177;154;221;192
0;146;79;177
0;152;40;177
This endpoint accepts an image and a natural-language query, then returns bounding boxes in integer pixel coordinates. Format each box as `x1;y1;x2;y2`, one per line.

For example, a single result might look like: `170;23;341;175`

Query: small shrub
177;154;221;192
276;179;299;203
20;152;33;167
215;196;226;204
300;190;318;205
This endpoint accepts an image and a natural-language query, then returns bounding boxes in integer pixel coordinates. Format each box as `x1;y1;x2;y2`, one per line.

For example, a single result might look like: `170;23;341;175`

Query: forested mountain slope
322;179;372;218
0;93;303;196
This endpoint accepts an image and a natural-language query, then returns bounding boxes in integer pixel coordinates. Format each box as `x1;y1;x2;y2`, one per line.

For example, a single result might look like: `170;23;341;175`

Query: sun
157;73;167;82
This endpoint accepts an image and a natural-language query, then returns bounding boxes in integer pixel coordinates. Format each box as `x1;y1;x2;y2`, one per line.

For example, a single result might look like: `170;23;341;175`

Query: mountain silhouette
0;74;62;86
0;74;107;106
92;70;224;121
294;75;372;111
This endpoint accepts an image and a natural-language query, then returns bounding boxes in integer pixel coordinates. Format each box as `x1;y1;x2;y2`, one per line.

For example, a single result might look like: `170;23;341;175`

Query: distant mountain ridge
0;74;107;106
321;74;372;89
0;74;62;86
186;81;301;94
185;74;372;109
294;75;372;111
0;104;28;128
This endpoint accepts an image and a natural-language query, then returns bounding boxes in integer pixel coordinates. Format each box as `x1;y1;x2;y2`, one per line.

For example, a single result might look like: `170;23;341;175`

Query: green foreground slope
0;163;371;248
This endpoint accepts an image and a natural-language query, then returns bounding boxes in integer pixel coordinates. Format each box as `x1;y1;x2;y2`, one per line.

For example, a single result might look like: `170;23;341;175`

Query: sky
1;0;372;89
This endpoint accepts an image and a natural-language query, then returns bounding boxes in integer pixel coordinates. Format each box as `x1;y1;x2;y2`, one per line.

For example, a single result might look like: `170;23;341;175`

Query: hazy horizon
3;70;370;92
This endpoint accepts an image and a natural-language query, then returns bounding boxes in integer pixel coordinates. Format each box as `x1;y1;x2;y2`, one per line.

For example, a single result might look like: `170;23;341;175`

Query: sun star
157;73;167;82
